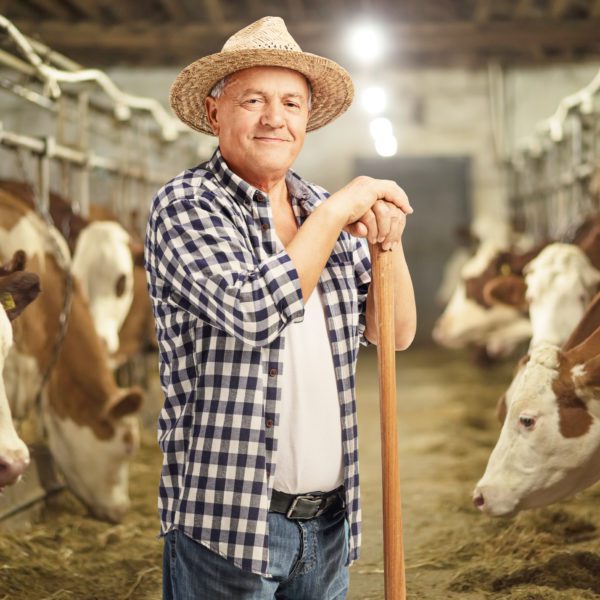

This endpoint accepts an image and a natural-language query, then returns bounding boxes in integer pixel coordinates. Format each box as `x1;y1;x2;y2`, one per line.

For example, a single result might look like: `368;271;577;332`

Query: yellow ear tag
0;292;16;311
500;263;512;276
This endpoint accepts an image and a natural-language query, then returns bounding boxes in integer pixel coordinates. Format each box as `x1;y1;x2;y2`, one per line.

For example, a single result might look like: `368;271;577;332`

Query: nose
472;490;485;510
0;454;30;488
260;103;285;129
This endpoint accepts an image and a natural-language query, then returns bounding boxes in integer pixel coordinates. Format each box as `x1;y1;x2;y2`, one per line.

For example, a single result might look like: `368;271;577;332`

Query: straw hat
169;16;354;135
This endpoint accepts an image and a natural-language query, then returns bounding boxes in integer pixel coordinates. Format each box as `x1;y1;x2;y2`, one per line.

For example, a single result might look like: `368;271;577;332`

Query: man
145;16;416;600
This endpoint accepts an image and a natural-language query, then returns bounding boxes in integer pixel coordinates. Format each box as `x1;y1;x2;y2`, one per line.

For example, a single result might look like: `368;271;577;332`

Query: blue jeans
163;509;349;599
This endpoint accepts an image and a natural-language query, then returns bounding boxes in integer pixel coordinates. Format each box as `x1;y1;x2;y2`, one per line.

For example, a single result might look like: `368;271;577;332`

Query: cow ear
496;393;507;424
483;275;527;309
563;292;600;354
106;387;144;420
572;354;600;392
577;223;600;271
129;242;145;268
0;271;41;321
0;250;27;276
509;242;548;274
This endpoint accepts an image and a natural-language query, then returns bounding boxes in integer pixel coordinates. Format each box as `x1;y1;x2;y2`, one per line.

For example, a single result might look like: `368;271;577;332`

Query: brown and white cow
473;292;600;516
0;182;136;358
432;241;541;357
0;189;143;521
0;251;41;490
484;242;600;348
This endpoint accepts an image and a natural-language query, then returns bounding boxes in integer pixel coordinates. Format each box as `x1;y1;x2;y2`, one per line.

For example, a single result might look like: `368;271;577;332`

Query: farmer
144;15;416;600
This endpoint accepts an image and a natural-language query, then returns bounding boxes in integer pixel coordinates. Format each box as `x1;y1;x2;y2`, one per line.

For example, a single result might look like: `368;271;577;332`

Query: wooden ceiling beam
11;18;600;66
158;0;189;21
61;0;105;20
202;0;225;25
23;0;74;19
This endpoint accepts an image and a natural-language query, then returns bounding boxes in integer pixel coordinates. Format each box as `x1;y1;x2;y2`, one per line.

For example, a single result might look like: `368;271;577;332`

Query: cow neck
45;262;120;440
563;292;600;357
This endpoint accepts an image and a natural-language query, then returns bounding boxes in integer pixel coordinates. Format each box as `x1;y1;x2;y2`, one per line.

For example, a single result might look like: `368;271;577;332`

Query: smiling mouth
254;137;289;142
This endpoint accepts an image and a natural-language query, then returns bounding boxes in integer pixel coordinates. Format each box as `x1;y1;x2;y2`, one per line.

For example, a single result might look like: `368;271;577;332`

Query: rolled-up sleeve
153;197;304;348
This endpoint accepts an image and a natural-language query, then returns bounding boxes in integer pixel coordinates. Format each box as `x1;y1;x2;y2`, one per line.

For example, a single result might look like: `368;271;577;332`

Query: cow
0;189;144;521
0;182;137;357
472;292;600;516
0;251;40;490
483;242;600;348
432;241;540;357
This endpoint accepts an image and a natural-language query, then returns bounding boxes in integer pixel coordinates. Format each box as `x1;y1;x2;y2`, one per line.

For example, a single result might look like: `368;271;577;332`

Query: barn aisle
351;346;600;600
3;346;600;598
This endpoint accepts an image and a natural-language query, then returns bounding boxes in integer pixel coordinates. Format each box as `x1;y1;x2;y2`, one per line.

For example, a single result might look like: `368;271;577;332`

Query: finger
372;200;391;243
344;221;368;238
377;181;413;215
359;209;379;244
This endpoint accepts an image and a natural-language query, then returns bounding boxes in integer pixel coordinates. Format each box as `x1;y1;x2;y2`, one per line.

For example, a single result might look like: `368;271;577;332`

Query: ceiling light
361;86;387;114
348;23;384;65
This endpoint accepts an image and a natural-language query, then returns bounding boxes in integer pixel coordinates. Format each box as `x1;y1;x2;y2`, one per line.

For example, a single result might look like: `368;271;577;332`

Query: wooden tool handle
369;243;406;600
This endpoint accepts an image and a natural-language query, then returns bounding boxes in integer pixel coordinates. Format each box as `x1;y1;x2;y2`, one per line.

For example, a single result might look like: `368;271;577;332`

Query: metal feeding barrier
0;14;202;528
0;13;202;219
508;69;600;242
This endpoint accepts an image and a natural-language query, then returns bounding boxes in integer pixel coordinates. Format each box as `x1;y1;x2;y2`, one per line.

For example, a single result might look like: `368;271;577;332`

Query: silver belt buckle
286;494;321;519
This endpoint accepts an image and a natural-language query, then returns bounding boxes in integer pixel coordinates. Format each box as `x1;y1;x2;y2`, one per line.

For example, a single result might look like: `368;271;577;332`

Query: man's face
205;66;310;186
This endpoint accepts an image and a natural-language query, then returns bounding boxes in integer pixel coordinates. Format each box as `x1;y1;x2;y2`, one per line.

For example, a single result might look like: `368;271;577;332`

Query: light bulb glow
361;86;387;114
348;24;384;65
375;135;398;157
369;117;393;140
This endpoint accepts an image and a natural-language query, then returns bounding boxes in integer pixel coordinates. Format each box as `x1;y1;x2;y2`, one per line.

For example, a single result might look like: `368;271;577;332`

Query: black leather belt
270;485;346;520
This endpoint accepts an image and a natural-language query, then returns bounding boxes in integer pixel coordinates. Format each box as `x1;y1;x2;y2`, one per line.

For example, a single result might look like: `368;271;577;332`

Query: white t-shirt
273;286;344;494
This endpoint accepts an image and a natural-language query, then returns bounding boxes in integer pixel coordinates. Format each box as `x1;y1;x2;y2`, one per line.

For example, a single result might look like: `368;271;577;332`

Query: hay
0;431;163;600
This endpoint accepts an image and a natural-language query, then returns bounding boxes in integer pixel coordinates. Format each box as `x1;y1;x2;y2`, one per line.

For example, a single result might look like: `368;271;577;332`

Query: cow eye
519;415;536;429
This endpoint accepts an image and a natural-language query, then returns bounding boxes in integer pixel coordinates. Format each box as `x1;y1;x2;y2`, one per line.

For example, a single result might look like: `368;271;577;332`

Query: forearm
285;201;347;302
365;242;417;350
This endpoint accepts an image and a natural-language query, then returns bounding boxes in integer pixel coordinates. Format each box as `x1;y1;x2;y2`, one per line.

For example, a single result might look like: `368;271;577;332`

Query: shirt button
269;368;278;377
266;419;274;428
261;223;269;231
254;191;264;202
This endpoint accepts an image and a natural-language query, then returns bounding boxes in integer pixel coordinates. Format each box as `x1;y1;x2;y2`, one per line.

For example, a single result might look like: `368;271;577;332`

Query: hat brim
169;49;354;135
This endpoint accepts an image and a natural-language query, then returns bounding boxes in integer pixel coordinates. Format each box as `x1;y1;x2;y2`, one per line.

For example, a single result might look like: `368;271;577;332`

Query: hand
345;201;407;250
328;176;413;228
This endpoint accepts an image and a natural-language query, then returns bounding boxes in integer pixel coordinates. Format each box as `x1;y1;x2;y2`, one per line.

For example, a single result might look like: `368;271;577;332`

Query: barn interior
0;1;600;599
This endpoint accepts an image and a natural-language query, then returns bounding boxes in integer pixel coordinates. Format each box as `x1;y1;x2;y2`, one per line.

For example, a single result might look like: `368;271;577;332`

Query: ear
572;354;600;391
0;250;27;275
578;224;600;271
496;393;507;424
105;387;144;420
128;241;145;268
509;242;548;274
204;96;220;135
563;292;600;354
0;271;41;321
483;275;527;309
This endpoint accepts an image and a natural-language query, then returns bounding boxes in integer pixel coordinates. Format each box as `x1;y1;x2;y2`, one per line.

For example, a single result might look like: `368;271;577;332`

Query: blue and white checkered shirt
144;148;371;576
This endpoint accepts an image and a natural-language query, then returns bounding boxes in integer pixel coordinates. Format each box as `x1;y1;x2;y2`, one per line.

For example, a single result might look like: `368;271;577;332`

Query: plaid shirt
144;148;371;576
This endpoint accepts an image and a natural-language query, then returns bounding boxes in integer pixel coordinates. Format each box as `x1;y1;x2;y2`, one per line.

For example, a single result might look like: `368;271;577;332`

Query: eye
519;415;536;429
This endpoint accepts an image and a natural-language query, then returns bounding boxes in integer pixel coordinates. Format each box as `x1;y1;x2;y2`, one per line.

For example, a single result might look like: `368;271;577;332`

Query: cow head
432;242;534;355
71;222;135;355
525;244;600;347
43;386;143;522
0;252;41;490
473;292;600;516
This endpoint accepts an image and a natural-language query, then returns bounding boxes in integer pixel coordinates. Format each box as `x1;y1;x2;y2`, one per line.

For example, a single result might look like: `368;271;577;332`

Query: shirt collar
207;147;321;214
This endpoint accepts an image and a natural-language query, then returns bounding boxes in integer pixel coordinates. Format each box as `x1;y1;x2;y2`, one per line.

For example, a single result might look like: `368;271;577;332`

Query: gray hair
209;74;313;111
